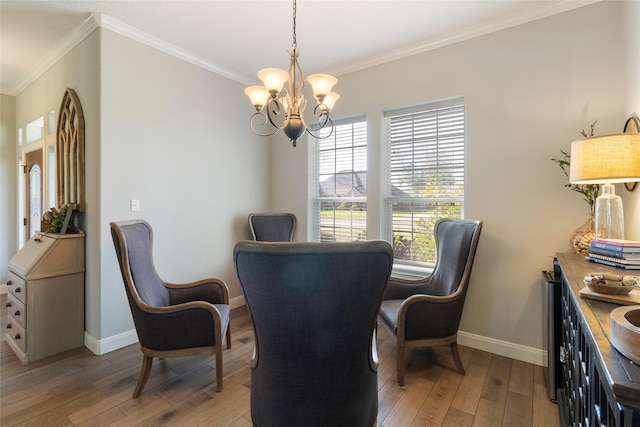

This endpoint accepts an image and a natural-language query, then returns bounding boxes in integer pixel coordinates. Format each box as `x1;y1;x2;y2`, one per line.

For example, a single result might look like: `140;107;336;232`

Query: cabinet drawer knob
6;302;11;308
7;280;11;287
14;310;20;316
14;333;21;340
7;324;11;329
15;287;21;293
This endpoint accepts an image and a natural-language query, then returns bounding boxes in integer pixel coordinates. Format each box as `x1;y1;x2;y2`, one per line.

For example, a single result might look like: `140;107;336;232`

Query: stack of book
587;239;640;270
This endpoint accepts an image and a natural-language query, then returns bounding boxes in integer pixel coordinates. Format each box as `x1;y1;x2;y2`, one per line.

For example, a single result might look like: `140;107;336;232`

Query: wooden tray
580;286;640;305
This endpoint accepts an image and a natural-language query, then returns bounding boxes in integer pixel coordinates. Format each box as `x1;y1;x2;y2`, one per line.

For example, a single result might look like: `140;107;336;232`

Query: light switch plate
130;199;140;212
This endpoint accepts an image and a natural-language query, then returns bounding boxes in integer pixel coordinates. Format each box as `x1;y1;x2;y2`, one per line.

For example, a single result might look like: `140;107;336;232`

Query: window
25;116;44;144
385;98;465;266
312;118;367;242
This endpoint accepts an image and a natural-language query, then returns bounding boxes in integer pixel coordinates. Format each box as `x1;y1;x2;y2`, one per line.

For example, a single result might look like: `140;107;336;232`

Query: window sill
391;263;433;280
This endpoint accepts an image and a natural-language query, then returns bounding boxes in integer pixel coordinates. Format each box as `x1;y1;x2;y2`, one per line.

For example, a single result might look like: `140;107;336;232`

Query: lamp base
594;183;624;240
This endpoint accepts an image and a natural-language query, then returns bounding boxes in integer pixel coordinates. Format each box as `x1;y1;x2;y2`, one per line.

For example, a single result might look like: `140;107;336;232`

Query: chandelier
244;0;339;147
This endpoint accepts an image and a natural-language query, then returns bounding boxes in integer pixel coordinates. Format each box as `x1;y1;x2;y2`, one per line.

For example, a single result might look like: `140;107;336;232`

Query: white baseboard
229;294;246;310
458;330;546;366
84;329;139;355
83;294;248;355
58;292;546;366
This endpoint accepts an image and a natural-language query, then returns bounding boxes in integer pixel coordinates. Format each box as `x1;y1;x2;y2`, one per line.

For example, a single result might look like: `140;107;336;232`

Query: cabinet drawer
7;271;27;304
6;319;26;353
6;293;26;328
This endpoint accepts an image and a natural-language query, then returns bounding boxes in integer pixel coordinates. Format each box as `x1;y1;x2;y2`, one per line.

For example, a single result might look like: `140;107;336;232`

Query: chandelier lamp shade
244;0;339;147
569;133;640;239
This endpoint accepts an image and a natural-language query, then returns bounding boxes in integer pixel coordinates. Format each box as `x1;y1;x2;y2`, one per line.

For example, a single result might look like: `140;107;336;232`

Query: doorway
25;149;43;240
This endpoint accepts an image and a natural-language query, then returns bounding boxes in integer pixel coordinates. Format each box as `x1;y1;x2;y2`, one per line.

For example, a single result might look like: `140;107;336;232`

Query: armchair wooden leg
396;340;406;386
215;347;224;392
133;355;153;398
450;341;465;375
226;327;231;349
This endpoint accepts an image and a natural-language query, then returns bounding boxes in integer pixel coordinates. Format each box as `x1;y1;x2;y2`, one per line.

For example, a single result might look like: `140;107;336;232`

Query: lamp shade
322;92;340;111
569;133;640;184
307;74;337;98
257;68;289;94
244;86;269;110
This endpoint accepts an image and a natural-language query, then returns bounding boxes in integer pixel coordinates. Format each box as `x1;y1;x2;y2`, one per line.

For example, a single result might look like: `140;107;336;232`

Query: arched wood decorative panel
56;88;86;212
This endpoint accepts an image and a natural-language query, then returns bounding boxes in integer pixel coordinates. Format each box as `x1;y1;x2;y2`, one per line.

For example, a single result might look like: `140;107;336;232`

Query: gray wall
271;1;631;363
97;29;268;343
1;94;17;285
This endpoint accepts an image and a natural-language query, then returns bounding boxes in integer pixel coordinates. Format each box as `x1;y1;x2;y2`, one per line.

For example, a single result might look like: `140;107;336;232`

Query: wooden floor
1;293;560;426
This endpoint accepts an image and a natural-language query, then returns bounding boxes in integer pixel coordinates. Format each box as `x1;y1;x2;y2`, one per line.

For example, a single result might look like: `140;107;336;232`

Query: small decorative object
42;204;74;234
570;215;595;255
551;121;599;255
583;272;637;295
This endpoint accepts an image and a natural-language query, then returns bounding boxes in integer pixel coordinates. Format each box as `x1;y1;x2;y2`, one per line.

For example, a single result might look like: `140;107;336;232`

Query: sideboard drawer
6;292;26;328
7;271;27;304
6;320;26;354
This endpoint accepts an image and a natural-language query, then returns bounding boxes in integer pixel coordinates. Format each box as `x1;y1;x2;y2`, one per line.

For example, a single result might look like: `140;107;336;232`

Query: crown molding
3;0;601;96
326;0;602;77
97;14;254;86
1;12;253;97
3;14;99;96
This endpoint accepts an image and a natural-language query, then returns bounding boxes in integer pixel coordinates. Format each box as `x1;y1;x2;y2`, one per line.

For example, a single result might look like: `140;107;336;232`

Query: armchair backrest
110;220;170;308
429;218;483;297
248;213;296;242
234;240;393;427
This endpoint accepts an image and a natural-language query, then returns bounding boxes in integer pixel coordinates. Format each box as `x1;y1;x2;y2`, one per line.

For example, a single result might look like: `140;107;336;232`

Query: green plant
551;121;599;215
579;120;597;138
43;205;69;233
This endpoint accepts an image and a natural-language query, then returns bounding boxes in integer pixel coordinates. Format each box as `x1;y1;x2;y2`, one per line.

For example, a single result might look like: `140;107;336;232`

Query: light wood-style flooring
1;294;560;426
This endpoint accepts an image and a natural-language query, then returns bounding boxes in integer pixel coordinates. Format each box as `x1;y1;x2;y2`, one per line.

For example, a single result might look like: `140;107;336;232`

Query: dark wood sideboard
556;253;640;426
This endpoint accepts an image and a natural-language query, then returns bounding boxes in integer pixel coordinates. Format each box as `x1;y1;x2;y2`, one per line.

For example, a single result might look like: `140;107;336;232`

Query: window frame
384;97;465;270
310;115;368;242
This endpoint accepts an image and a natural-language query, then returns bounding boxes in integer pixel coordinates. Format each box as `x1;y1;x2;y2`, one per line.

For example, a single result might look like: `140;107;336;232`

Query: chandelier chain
292;0;297;48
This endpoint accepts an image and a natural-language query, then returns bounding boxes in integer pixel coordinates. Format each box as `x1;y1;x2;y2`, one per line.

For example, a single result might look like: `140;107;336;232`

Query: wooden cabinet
5;232;84;364
556;253;640;426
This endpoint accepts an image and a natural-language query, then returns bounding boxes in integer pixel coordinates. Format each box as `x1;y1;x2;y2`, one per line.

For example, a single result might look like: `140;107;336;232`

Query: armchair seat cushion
379;300;402;334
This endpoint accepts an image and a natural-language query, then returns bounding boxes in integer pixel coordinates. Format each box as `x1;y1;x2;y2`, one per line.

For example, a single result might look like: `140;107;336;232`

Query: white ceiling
1;0;600;96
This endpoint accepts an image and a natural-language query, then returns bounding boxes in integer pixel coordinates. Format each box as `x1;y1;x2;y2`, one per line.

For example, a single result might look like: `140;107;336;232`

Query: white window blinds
385;98;465;265
313;118;367;242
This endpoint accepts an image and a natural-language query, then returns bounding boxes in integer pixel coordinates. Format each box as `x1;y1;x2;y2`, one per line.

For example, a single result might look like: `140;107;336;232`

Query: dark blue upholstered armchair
248;213;296;242
110;220;231;398
234;240;393;427
379;218;482;386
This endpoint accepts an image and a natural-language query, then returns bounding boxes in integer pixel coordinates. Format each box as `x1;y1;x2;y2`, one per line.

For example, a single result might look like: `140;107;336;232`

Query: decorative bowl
586;281;635;295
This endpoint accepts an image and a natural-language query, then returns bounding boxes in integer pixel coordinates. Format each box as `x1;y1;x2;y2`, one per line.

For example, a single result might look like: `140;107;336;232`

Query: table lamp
569;133;640;240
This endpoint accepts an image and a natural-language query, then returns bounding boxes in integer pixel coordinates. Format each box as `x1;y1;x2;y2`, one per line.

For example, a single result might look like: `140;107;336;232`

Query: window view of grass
319;205;367;242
